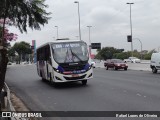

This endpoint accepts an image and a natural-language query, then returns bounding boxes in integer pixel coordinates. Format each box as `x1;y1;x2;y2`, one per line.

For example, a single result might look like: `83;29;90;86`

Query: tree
13;41;32;63
8;47;15;62
113;52;130;60
0;24;18;97
144;49;155;60
113;51;141;60
0;0;51;100
95;47;122;60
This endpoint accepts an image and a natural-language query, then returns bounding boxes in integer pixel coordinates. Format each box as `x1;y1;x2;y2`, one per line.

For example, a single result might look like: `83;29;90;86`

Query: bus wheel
152;67;157;73
82;80;87;85
50;80;57;86
106;67;108;70
42;78;46;82
40;71;45;81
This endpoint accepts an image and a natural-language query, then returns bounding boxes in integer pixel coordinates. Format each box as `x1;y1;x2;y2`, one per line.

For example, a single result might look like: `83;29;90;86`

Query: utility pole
87;26;92;56
74;1;81;40
127;2;134;57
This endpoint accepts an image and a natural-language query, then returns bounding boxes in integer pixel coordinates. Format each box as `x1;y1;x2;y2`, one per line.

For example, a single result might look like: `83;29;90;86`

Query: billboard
91;43;101;49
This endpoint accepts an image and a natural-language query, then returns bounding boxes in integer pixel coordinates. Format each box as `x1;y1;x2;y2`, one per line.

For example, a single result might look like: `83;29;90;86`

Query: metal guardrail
1;83;29;120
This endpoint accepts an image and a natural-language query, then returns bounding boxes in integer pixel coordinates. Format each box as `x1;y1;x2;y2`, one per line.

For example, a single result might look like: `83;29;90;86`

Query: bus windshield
52;42;89;63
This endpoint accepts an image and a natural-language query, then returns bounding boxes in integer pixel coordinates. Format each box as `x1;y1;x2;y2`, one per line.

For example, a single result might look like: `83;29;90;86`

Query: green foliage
8;41;32;63
144;49;155;60
0;0;51;94
113;51;141;60
95;47;123;60
8;47;15;56
113;52;130;60
95;46;155;60
13;41;32;55
0;0;51;33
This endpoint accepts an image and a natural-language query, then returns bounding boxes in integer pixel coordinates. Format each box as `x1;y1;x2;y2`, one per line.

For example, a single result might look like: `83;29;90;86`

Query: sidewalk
1;83;33;120
8;63;34;67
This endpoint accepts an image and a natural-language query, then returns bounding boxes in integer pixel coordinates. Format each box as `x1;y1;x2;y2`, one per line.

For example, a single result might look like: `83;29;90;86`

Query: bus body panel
36;40;93;83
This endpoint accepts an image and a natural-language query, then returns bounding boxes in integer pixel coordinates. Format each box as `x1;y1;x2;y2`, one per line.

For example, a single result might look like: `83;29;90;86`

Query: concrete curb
95;66;151;72
3;83;28;120
128;69;151;72
4;83;15;112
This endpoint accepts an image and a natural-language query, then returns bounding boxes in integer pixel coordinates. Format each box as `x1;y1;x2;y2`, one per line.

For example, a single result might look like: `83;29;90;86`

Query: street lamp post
87;26;92;56
74;1;81;40
55;26;59;39
127;2;134;57
133;38;143;60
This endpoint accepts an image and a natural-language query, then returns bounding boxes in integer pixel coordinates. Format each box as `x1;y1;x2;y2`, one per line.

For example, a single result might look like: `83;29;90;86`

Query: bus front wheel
152;67;157;73
50;79;57;86
42;78;46;81
82;80;87;85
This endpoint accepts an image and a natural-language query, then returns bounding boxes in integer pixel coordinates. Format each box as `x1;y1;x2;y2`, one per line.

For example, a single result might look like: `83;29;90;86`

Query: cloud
9;0;160;52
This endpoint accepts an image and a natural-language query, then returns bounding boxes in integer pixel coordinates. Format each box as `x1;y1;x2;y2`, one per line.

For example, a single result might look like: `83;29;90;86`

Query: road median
95;62;151;71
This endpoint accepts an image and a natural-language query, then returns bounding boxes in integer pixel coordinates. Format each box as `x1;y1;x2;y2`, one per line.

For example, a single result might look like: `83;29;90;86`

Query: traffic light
127;35;132;42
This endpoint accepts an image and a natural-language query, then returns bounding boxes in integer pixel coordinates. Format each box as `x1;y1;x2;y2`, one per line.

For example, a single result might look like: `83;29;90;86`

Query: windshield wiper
69;46;83;63
71;51;83;63
64;45;83;63
64;48;74;63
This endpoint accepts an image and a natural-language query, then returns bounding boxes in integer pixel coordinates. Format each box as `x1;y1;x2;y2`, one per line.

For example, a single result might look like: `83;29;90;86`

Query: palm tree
0;0;51;97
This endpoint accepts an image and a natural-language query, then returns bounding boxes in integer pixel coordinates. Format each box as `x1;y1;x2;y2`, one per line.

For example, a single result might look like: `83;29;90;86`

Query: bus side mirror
91;62;95;68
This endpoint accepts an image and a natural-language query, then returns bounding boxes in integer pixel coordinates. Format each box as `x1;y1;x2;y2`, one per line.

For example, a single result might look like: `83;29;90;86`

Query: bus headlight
53;66;64;73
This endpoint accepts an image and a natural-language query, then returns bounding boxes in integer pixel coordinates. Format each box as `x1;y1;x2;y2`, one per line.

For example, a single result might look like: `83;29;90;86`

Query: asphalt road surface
6;65;160;120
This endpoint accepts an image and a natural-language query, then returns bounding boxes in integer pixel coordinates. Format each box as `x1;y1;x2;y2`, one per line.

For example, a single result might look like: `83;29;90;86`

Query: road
6;65;160;120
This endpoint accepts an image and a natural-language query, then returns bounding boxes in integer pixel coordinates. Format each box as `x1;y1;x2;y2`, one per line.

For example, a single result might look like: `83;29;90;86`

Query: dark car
104;59;128;70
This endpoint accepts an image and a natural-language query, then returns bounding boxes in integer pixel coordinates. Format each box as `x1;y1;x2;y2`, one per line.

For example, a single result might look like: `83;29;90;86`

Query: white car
150;52;160;73
124;57;141;63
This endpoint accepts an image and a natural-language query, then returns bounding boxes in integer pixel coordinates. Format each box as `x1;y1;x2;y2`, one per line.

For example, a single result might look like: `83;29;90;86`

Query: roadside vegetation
95;47;156;60
8;41;32;64
0;0;51;108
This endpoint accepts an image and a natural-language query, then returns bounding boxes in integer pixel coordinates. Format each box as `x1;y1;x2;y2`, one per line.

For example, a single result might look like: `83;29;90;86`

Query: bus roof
36;40;86;50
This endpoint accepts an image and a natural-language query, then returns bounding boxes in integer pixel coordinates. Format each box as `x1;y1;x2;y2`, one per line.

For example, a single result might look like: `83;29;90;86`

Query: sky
9;0;160;53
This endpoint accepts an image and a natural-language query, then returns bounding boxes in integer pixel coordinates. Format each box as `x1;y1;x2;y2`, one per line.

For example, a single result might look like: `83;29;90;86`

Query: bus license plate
72;74;79;77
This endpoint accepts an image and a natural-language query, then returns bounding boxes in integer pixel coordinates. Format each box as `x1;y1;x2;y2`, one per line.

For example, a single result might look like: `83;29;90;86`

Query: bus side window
41;48;45;60
38;49;44;61
45;45;51;64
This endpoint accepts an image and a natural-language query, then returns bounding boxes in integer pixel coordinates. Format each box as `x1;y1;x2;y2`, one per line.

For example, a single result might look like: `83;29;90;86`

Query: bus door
45;46;52;81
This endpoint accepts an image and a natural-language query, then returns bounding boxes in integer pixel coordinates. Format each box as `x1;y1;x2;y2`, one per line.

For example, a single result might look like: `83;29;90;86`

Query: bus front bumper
53;69;93;82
